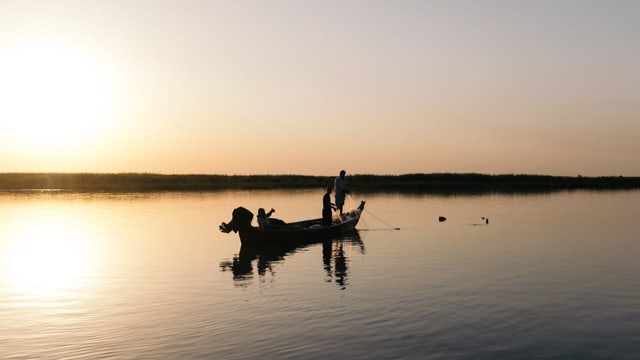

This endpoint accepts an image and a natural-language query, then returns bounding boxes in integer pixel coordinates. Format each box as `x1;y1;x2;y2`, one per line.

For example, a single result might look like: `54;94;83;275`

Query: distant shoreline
1;173;639;194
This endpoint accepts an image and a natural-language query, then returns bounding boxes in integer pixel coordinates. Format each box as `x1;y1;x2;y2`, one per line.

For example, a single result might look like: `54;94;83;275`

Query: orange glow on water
2;219;95;297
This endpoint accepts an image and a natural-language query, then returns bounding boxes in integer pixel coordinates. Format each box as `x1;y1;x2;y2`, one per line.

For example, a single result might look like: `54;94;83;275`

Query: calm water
1;190;639;359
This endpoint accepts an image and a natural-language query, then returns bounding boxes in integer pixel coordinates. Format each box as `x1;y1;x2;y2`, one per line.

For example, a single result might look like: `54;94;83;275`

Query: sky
0;0;638;176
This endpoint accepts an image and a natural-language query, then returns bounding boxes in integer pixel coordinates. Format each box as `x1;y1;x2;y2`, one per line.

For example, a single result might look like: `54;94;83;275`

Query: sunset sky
1;1;638;176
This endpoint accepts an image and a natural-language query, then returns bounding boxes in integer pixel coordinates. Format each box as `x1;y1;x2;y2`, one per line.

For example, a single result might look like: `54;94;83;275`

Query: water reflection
322;235;366;289
220;232;365;289
2;218;95;298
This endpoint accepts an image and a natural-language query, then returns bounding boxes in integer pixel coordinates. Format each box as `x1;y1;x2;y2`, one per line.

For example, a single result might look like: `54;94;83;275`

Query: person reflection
221;234;364;289
322;241;348;289
322;235;365;290
334;244;347;289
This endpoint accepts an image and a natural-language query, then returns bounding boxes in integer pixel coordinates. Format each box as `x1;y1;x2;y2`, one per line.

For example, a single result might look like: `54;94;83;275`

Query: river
1;189;639;359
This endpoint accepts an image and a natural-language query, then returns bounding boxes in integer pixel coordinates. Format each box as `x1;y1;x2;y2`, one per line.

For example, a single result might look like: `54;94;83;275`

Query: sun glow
0;40;121;151
2;219;95;296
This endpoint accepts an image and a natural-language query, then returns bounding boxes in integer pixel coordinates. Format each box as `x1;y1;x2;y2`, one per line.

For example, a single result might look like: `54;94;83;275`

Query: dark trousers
322;208;332;225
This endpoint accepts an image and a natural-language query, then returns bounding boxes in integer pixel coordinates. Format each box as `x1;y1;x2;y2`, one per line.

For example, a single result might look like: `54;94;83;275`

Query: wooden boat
219;200;365;246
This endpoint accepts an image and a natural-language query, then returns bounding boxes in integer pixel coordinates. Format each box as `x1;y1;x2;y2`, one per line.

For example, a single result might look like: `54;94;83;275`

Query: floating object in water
438;216;447;222
481;217;489;224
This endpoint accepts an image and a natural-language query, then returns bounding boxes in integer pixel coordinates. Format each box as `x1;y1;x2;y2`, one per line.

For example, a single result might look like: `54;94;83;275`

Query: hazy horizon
0;171;638;178
1;1;639;176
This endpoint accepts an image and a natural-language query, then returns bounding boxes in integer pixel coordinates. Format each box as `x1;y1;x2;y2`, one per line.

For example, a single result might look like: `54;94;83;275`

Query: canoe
219;200;365;246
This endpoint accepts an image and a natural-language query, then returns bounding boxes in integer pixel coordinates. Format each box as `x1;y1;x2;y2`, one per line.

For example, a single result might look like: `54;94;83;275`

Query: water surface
1;190;639;359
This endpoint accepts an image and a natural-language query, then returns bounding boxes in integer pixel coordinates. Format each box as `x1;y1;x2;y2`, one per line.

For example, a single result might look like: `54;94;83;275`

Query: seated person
256;208;286;229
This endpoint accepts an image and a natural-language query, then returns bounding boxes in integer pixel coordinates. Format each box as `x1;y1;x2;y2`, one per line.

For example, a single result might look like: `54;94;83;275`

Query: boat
219;200;366;246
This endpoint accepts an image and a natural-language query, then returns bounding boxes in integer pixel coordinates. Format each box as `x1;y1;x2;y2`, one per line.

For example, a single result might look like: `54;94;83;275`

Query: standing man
334;170;349;216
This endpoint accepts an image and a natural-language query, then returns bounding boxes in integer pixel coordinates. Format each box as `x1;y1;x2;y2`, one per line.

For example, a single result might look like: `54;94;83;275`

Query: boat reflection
220;231;364;289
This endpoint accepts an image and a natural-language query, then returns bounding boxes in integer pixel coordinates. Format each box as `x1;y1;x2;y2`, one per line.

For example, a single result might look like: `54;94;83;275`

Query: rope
347;194;400;230
363;208;400;230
